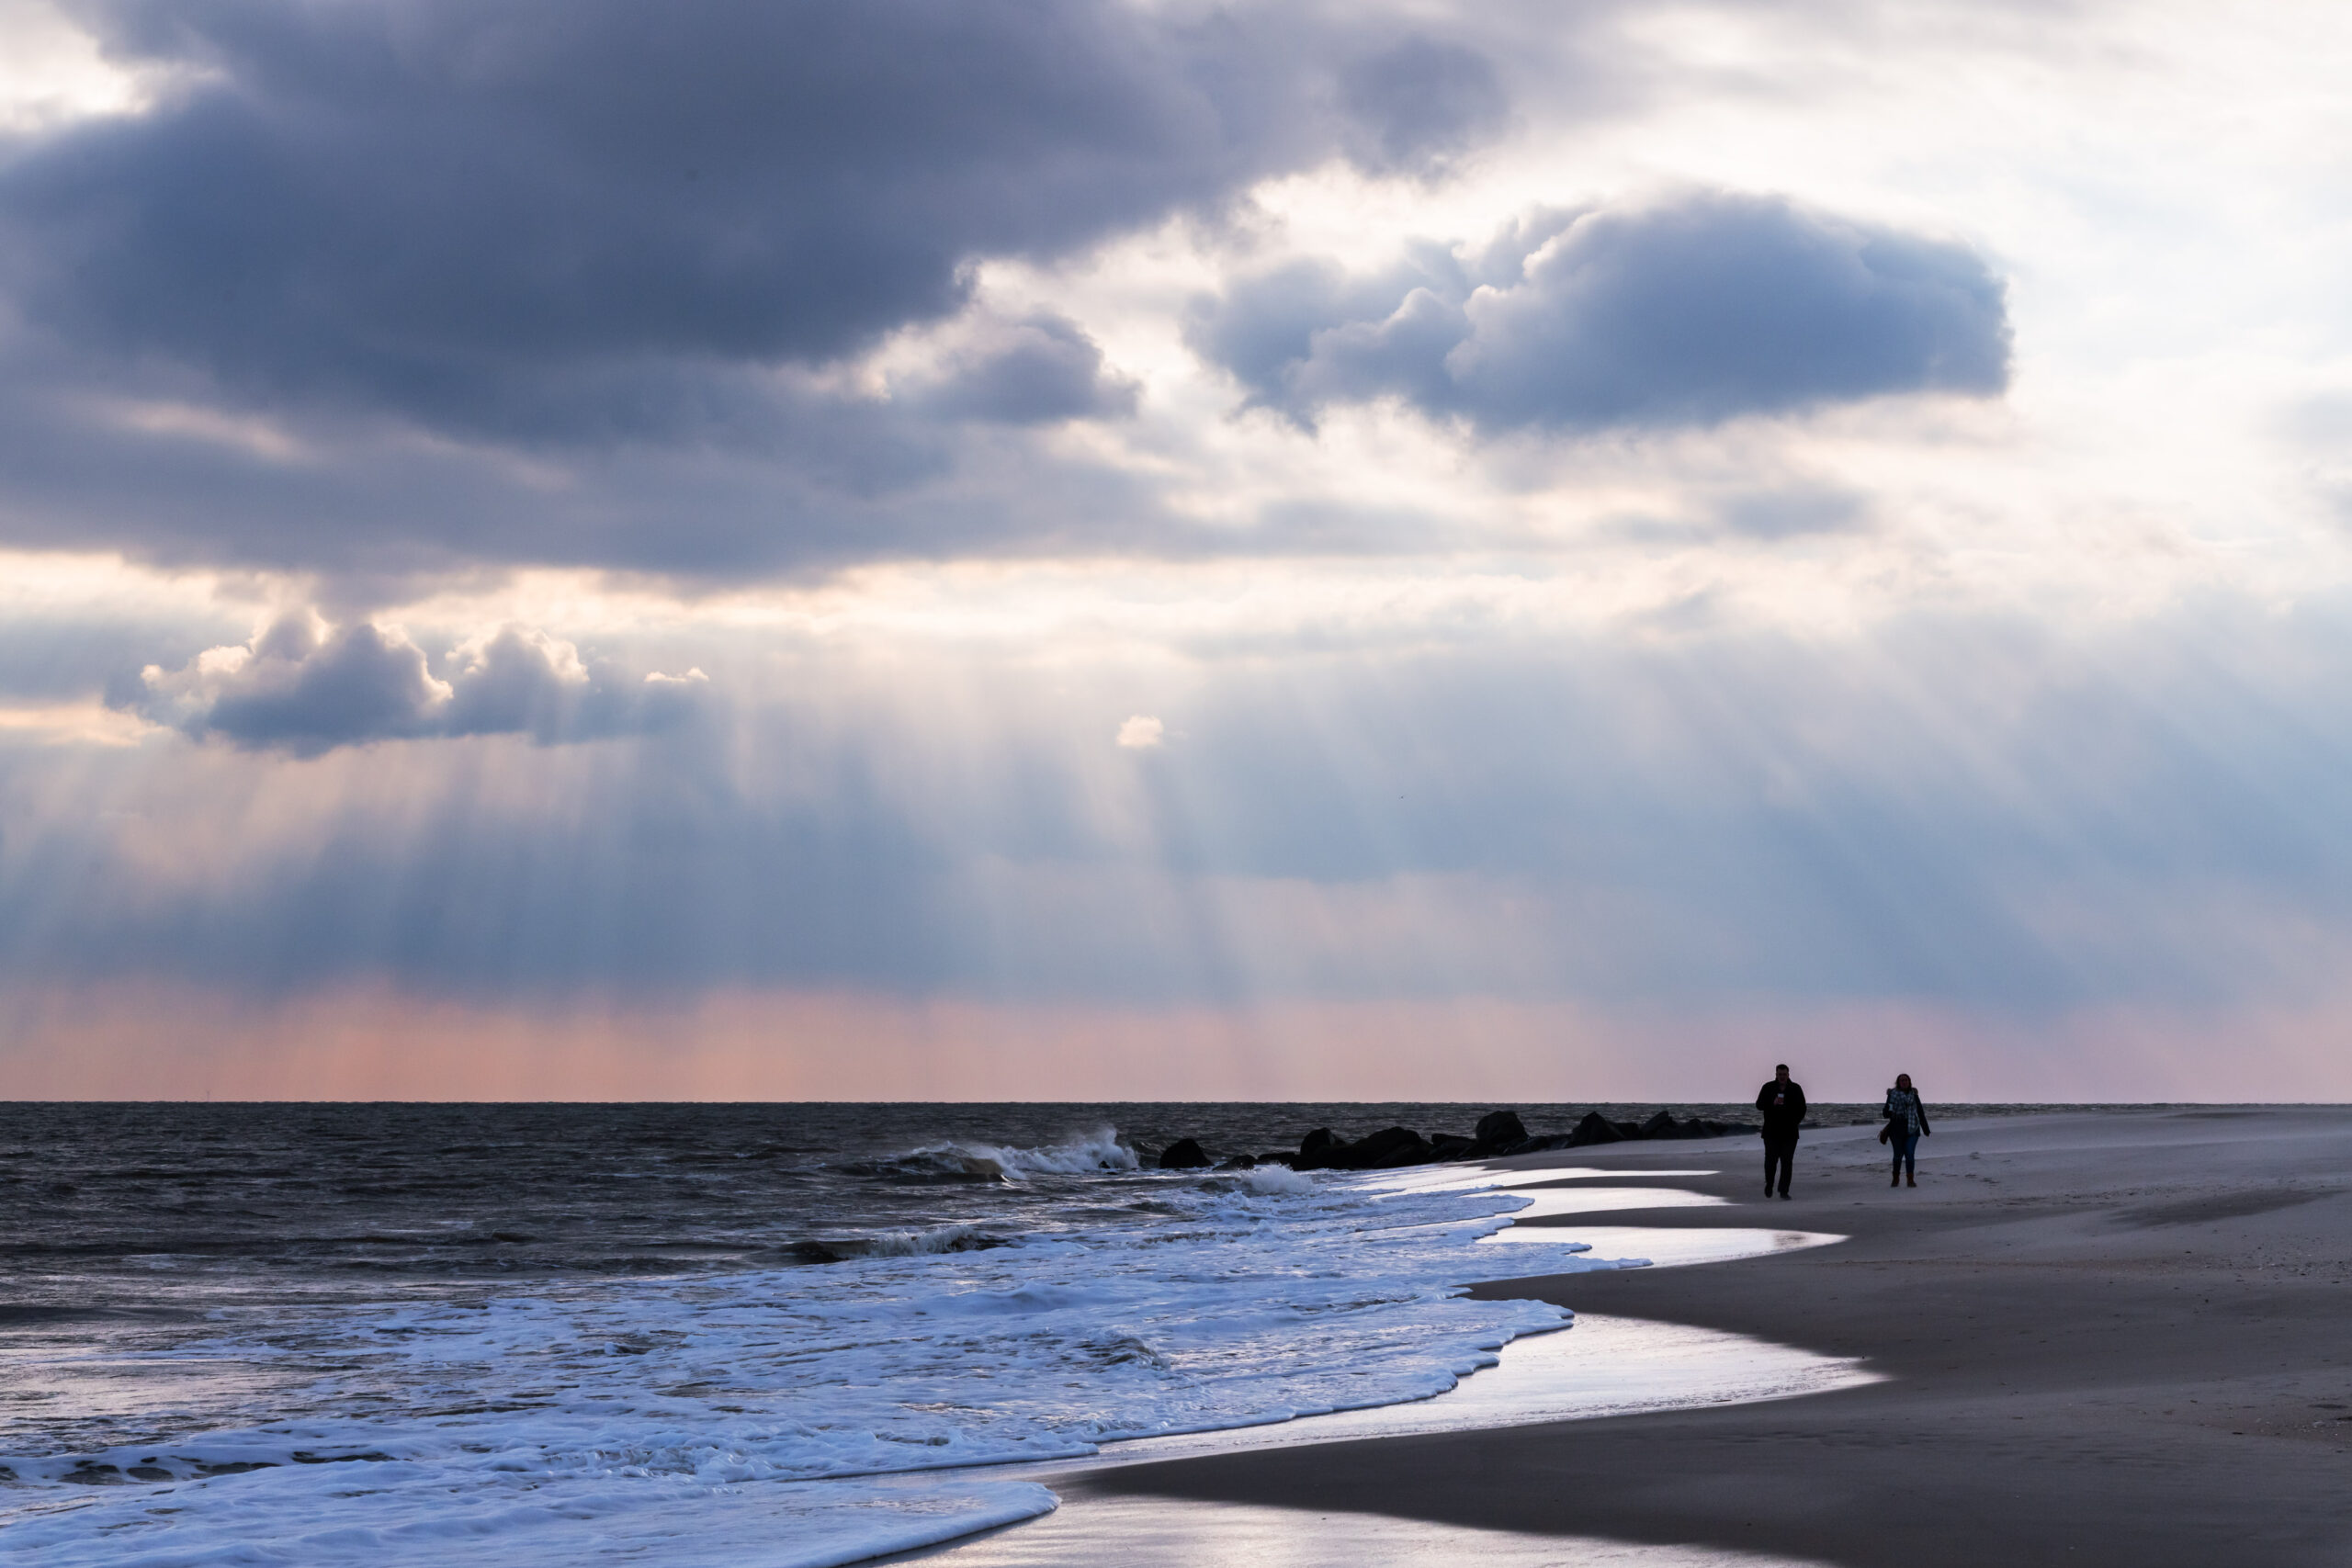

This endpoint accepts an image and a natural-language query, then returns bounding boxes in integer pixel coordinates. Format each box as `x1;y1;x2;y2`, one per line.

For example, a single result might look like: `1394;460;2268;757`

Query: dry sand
1063;1108;2352;1566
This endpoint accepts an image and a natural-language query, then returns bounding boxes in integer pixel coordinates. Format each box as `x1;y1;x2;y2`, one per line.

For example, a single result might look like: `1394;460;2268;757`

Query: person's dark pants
1762;1133;1797;1196
1891;1131;1919;1179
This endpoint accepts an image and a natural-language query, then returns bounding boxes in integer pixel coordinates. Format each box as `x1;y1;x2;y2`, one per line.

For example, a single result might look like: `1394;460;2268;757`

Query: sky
3;0;2351;1101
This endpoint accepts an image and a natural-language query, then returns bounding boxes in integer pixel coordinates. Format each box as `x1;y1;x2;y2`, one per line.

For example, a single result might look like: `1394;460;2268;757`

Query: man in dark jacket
1756;1064;1806;1199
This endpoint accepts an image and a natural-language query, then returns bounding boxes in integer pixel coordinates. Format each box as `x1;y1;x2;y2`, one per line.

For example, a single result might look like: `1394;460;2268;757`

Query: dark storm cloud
134;615;708;756
0;0;1499;439
1190;192;2011;433
0;1;1531;578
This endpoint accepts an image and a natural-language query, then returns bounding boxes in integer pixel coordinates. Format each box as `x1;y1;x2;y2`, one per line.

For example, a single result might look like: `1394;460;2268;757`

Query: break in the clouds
134;615;708;756
1189;194;2010;433
11;599;2352;1021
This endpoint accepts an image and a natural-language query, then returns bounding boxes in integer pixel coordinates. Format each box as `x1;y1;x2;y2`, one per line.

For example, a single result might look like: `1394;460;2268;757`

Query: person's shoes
1779;1190;1792;1200
1906;1175;1917;1188
1890;1173;1900;1187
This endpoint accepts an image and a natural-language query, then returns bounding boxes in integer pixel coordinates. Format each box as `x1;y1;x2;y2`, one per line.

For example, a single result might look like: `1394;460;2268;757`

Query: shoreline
1046;1107;2352;1567
883;1132;1873;1568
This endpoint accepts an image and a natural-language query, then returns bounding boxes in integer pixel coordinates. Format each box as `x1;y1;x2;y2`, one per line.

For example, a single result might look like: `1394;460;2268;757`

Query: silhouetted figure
1755;1064;1806;1199
1883;1073;1930;1187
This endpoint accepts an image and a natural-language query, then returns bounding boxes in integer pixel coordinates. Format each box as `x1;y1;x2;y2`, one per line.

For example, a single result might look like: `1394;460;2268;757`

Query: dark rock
1215;1153;1260;1170
789;1240;845;1264
1298;1128;1340;1161
1476;1108;1528;1144
1429;1134;1476;1159
1339;1126;1437;1168
1563;1111;1624;1147
1611;1120;1644;1138
1492;1133;1574;1156
1297;1125;1441;1170
1159;1138;1211;1169
1257;1151;1296;1166
1637;1110;1681;1139
1465;1109;1529;1158
1646;1113;1740;1139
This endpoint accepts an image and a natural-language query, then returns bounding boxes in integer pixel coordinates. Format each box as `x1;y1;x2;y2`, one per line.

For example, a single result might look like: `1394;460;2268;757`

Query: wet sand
1070;1107;2352;1566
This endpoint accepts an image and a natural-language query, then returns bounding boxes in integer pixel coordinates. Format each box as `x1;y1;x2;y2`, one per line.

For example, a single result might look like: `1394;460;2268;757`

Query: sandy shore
1057;1107;2352;1566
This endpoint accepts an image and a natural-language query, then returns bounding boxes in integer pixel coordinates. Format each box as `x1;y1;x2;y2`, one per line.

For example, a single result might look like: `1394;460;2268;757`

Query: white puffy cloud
135;614;709;756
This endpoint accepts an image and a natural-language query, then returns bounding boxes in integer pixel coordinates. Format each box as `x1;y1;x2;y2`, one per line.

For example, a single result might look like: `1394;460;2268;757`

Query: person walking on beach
1883;1073;1930;1187
1756;1064;1806;1200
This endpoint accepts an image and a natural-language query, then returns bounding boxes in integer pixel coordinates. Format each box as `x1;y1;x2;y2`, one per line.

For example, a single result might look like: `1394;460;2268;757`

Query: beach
1015;1108;2352;1566
6;1104;2346;1566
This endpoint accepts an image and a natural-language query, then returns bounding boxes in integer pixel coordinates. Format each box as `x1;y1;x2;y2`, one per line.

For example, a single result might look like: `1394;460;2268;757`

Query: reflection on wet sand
903;1493;1829;1567
1480;1224;1842;1269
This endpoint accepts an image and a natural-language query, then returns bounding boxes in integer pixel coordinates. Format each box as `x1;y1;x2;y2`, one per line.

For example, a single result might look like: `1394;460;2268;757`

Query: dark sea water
0;1100;2078;1289
0;1100;2075;1567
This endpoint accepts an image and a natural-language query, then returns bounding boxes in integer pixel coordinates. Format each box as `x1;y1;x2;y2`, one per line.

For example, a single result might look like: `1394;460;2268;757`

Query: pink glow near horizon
5;985;2342;1104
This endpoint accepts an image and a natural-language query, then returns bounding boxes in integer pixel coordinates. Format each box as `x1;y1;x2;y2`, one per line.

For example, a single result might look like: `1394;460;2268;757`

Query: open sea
0;1100;2031;1566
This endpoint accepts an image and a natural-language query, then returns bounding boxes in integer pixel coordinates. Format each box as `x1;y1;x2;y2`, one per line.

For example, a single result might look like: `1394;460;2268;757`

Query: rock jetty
1142;1107;1756;1169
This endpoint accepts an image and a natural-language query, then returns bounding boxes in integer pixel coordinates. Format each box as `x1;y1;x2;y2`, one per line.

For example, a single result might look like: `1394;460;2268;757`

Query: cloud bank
0;4;2016;585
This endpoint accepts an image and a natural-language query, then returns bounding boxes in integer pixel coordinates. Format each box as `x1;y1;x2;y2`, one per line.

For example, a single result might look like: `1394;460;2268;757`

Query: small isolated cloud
1116;715;1166;749
135;614;708;757
899;313;1139;426
1189;191;2011;435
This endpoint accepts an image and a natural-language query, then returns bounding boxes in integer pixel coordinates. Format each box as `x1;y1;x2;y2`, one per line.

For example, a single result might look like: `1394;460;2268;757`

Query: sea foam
0;1137;1611;1568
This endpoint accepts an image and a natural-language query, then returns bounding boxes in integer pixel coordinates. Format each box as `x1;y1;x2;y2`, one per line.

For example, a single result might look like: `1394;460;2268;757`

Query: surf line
876;1164;1879;1568
1017;1165;1875;1475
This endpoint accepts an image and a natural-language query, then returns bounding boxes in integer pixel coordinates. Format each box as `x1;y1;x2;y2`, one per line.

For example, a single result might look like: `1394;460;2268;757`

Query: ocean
0;1100;1919;1566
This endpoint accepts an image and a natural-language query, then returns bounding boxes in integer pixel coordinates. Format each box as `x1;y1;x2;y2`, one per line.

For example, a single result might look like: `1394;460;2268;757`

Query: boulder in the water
1637;1110;1681;1140
1333;1126;1435;1168
1501;1133;1577;1156
1215;1153;1260;1170
1564;1111;1624;1147
1158;1138;1211;1169
1466;1109;1529;1158
1429;1133;1476;1160
1295;1125;1442;1169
